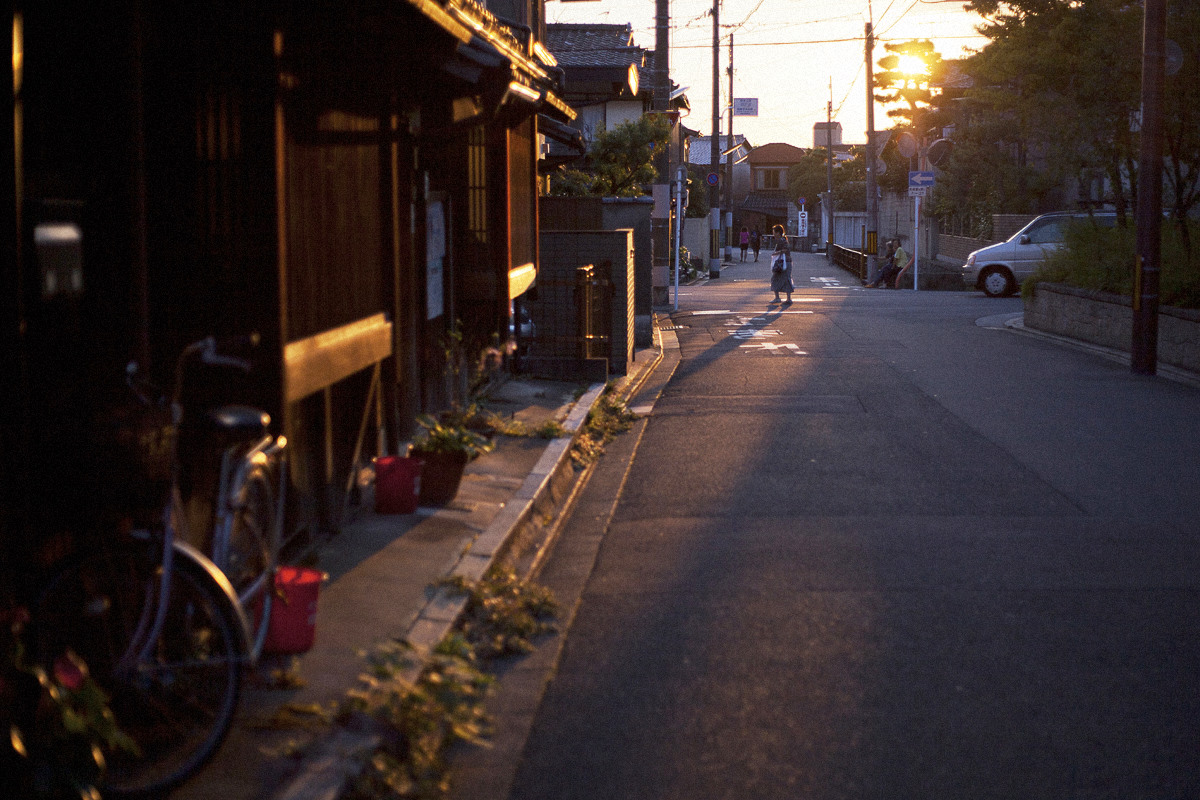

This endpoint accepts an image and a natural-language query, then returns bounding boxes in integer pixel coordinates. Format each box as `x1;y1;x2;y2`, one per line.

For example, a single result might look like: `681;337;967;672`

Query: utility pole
825;80;834;260
724;33;734;263
1132;0;1165;375
864;22;879;284
651;0;671;306
674;166;685;310
708;0;721;279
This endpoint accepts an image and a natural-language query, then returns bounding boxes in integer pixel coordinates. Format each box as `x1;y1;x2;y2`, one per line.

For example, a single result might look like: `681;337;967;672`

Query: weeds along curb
269;382;607;800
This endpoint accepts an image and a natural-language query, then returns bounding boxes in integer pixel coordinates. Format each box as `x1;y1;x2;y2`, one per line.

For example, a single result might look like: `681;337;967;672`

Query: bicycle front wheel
34;545;243;797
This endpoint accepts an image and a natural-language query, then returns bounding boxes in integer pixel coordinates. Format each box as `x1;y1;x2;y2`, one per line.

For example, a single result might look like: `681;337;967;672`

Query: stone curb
1005;315;1200;389
267;381;611;800
406;381;605;656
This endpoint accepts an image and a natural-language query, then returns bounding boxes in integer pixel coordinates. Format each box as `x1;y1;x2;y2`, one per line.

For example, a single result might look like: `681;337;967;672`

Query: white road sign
733;98;759;117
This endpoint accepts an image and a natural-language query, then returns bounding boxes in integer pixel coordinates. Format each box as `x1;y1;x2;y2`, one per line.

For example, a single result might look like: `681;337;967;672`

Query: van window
1025;218;1066;244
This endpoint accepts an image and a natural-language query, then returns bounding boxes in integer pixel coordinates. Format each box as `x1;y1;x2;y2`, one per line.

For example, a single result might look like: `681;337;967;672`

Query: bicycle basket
92;403;176;515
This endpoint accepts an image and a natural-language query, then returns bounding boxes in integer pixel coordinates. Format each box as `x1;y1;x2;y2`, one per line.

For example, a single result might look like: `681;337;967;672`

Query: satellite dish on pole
896;132;918;159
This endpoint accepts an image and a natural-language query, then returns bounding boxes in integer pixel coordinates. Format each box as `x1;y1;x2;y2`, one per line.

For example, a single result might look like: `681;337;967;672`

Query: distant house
813;122;855;162
540;21;694;334
741;143;805;235
543;22;690;191
546;24;676;145
814;121;842;148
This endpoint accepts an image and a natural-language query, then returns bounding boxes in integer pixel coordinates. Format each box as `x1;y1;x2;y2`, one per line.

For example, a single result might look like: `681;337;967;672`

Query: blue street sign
706;172;719;186
909;170;935;188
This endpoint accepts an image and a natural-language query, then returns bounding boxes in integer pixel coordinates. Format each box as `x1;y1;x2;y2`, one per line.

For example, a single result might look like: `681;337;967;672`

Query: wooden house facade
3;0;576;561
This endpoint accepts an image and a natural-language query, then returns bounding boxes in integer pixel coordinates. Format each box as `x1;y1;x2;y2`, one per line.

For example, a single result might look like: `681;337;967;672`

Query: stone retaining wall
1024;282;1200;373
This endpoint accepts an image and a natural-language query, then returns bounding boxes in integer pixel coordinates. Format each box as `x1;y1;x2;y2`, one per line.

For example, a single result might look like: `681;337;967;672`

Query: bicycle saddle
204;405;271;438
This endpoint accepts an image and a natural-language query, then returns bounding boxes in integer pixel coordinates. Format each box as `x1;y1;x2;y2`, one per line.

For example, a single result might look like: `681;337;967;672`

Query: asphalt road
503;253;1200;800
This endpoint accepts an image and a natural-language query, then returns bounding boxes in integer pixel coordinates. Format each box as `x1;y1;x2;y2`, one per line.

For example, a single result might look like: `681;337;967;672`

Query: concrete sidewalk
171;346;662;800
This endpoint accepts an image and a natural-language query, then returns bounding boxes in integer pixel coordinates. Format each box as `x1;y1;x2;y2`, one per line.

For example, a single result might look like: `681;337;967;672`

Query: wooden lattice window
468;125;487;244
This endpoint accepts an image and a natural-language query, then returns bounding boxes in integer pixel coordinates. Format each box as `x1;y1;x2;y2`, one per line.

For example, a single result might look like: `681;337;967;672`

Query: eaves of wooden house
3;0;576;564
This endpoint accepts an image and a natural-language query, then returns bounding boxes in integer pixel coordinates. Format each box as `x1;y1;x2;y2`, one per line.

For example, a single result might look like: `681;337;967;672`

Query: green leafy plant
674;245;707;283
342;636;492;800
481;414;567;440
439;320;507;409
4;608;139;800
529;420;569;440
1025;219;1200;309
549;115;671;198
341;569;559;799
442;568;559;659
410;415;495;459
569;386;638;468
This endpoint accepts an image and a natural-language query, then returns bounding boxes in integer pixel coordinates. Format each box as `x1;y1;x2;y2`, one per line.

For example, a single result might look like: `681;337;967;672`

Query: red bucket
374;455;422;514
263;566;324;655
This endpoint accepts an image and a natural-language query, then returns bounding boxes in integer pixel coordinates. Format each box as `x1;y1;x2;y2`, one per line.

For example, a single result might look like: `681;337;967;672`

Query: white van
961;211;1117;297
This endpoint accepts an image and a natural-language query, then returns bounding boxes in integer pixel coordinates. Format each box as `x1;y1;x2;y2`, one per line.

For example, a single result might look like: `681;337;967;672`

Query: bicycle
29;335;288;797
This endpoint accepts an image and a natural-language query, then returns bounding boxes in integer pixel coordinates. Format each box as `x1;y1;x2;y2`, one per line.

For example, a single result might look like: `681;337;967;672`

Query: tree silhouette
549;115;671;197
874;40;942;130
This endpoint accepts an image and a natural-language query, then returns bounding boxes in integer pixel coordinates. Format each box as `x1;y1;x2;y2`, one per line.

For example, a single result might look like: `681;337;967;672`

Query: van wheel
980;267;1015;298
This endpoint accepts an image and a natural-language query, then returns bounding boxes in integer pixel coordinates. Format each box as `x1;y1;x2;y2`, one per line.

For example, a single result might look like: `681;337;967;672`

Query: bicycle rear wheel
34;545;243;797
223;464;278;659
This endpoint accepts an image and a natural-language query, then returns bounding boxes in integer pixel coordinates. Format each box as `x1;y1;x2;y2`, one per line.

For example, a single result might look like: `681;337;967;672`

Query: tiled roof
545;23;645;69
748;142;805;165
741;190;792;214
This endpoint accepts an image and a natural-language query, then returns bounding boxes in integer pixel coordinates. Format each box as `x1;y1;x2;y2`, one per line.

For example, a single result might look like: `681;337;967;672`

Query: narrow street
504;252;1200;799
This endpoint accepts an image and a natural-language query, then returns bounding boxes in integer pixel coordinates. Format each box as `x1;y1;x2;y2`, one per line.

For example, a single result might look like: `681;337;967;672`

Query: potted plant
408;414;495;506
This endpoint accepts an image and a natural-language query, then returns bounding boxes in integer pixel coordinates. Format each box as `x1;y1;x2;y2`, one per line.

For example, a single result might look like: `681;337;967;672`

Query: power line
835;61;864;118
674;35;862;48
728;0;768;32
875;0;904;30
877;0;923;38
671;32;983;49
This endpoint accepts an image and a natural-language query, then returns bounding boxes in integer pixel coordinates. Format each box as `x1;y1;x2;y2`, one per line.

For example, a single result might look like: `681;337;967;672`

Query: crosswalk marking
730;329;782;339
739;342;807;354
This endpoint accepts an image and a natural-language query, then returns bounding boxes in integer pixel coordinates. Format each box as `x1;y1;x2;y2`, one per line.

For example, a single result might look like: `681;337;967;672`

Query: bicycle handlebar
170;333;262;402
190;333;260;372
200;337;256;372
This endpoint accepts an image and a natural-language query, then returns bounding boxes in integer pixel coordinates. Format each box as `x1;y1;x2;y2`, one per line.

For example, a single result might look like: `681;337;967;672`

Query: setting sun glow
897;54;929;77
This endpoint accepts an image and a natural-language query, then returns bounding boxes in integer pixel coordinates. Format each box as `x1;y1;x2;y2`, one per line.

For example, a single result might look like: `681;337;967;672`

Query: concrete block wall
600;198;652;315
601;199;653;349
538;229;636;374
1024;283;1200;374
938;234;994;264
540;196;654;348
